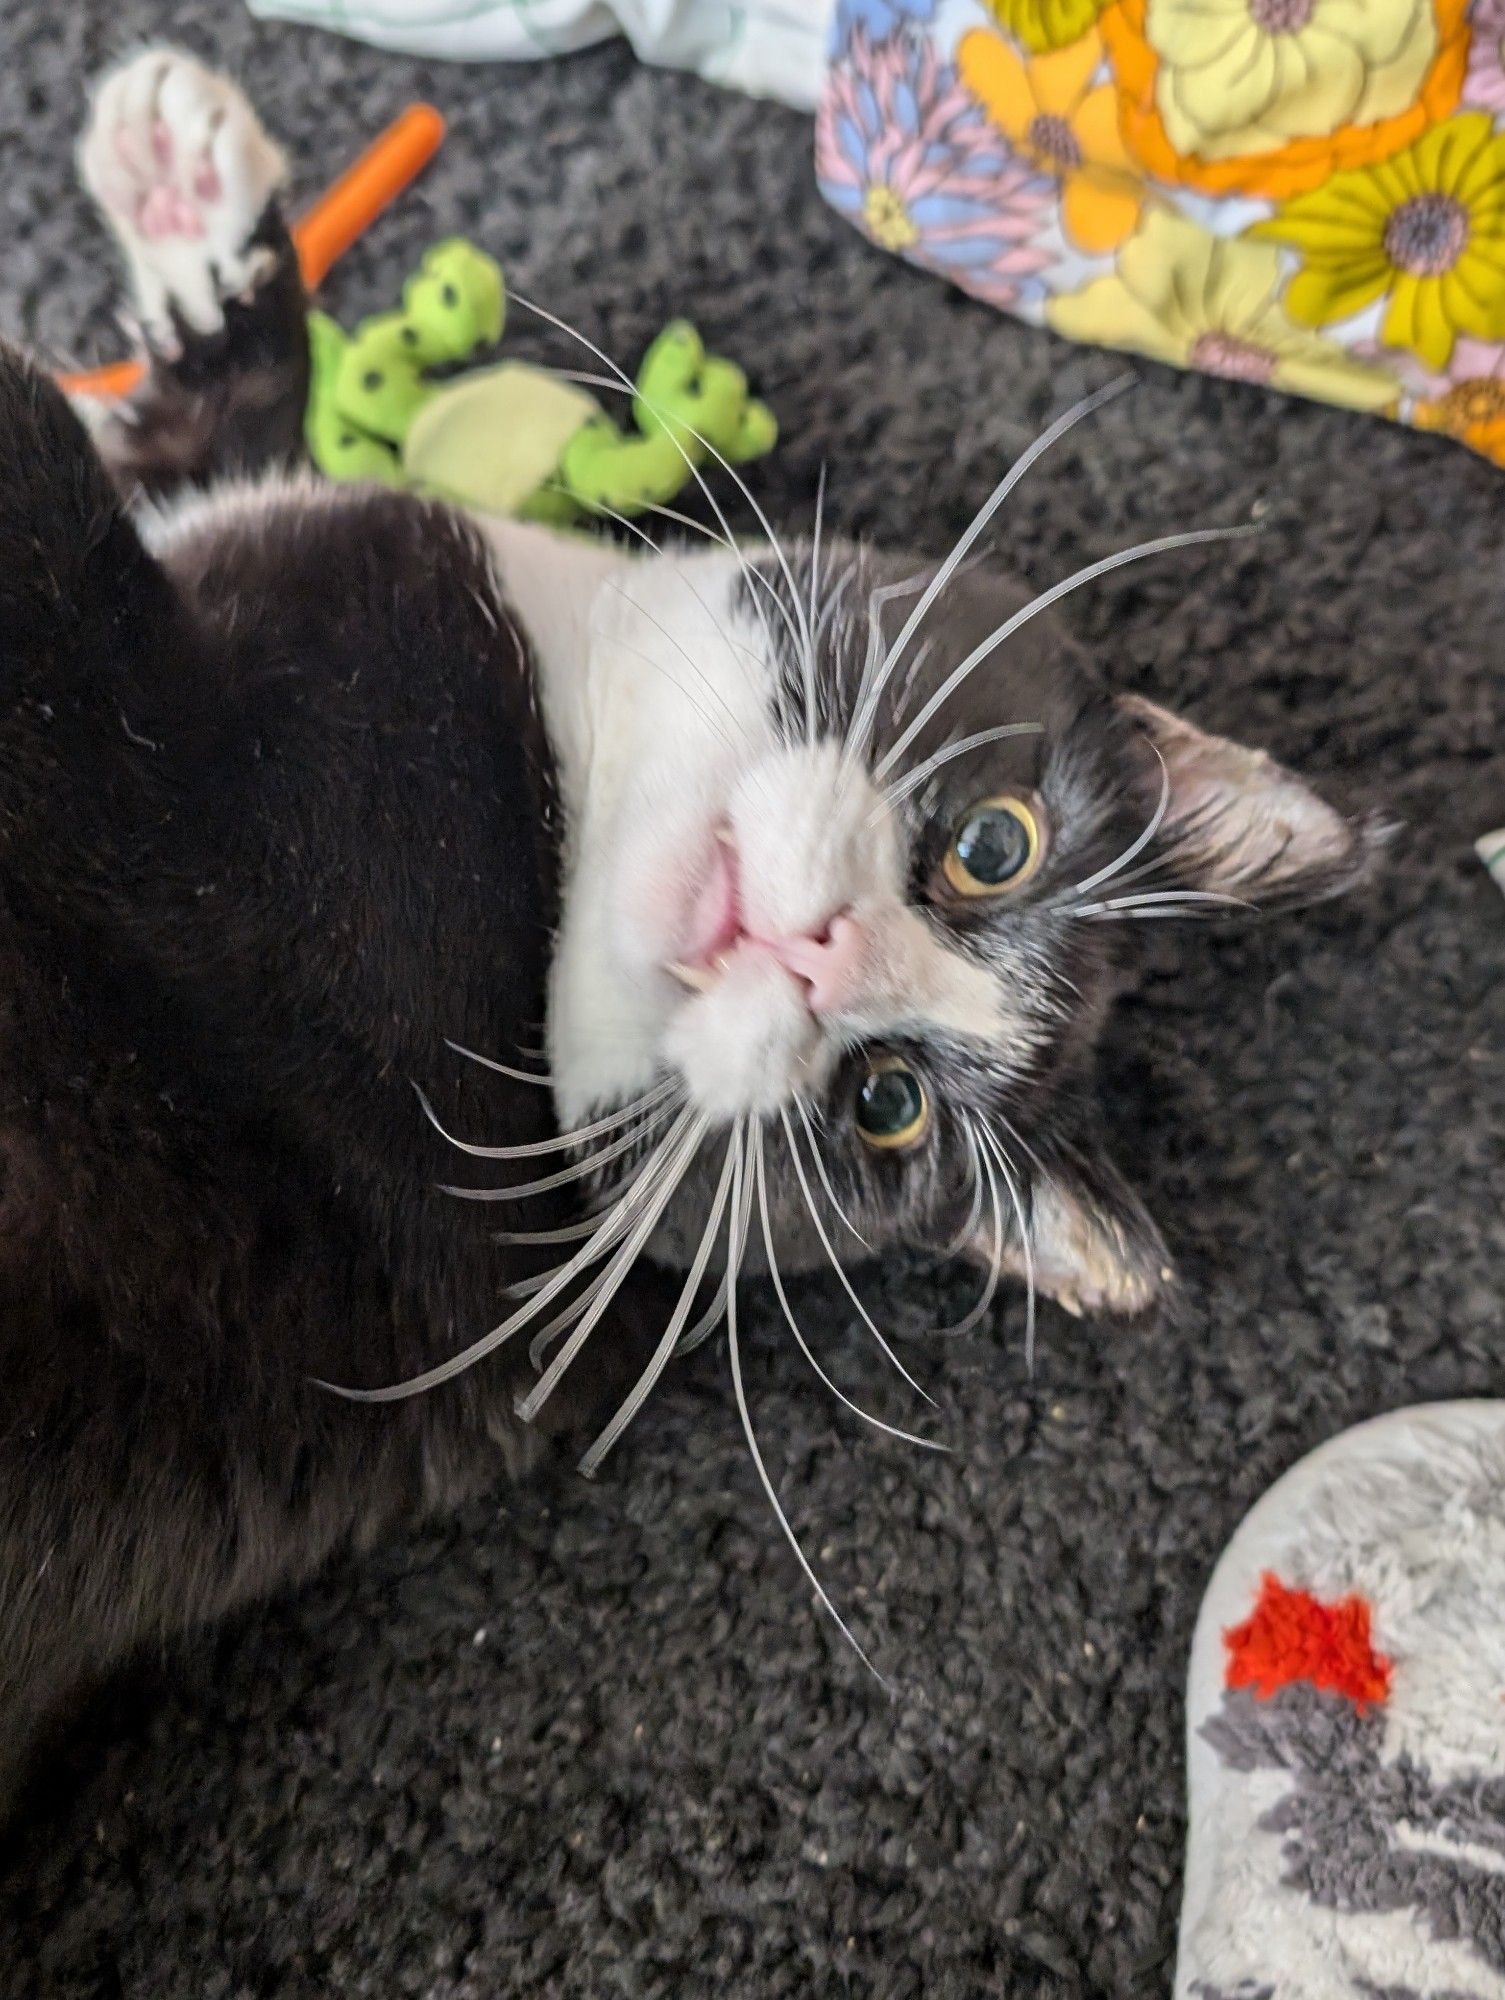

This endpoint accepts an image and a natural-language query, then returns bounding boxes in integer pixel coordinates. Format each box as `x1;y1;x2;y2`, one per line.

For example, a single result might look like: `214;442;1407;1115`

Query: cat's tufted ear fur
1121;694;1385;911
0;343;178;702
963;1136;1173;1320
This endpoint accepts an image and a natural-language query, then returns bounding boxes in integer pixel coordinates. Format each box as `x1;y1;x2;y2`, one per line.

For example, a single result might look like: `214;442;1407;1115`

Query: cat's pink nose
764;913;864;1014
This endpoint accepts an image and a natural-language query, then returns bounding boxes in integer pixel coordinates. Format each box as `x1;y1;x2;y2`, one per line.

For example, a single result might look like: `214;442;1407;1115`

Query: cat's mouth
665;824;862;1016
666;826;742;991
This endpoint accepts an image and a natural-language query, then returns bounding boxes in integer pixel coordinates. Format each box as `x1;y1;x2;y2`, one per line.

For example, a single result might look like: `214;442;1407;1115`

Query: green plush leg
304;311;402;485
632;321;778;467
556;415;703;518
515;481;586;529
724;395;778;465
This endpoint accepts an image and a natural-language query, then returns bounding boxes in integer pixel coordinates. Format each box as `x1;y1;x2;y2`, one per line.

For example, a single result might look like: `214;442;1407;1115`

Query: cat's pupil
956;804;1030;885
856;1065;924;1138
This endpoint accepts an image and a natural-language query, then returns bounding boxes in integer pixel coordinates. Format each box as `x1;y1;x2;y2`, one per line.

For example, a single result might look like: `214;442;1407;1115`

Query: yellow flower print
981;0;1112;55
1253;112;1505;370
864;185;920;252
1048;209;1400;412
959;28;1143;254
1101;0;1470;199
1144;0;1439;164
1414;377;1505;465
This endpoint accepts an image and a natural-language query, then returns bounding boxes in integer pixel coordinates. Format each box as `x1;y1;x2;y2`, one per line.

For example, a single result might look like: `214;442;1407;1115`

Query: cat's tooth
668;960;717;993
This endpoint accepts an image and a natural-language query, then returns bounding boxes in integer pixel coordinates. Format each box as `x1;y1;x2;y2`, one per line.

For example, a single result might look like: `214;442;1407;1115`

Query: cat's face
531;533;1373;1318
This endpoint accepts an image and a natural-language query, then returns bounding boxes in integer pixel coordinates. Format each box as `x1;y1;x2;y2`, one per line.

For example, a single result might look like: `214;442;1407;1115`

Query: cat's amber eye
855;1058;929;1151
942;794;1042;898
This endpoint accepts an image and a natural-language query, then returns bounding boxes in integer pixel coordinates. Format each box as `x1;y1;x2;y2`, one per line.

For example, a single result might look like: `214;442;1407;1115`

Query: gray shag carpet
4;6;1504;1996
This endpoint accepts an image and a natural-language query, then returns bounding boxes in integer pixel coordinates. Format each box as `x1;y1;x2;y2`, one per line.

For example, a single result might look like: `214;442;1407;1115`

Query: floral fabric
817;0;1505;468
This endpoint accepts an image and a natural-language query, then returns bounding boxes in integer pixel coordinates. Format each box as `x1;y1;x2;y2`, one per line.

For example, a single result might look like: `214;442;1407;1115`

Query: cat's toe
78;48;287;341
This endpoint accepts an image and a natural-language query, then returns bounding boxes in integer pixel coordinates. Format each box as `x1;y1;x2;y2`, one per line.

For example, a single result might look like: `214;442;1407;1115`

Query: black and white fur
0;50;1379;1803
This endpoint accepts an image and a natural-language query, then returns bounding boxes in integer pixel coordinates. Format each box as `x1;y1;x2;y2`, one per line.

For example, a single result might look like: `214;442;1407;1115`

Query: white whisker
642;499;727;541
793;1097;870;1250
316;1107;701;1401
726;1129;889;1691
978;1124;1036;1374
445;1037;554;1086
524;1246;634;1368
674;1269;730;1355
889;633;939;731
808;462;827;731
593;622;743;759
933;1121;1005;1339
415;1076;675;1161
1072;745;1170;899
437;1099;679;1200
876;522;1260;782
637;499;806;651
494;1216;606;1247
1076;846;1182;899
756;1131;944;1452
592;504;773;683
639;409;818;745
577;1125;742;1475
1083;904;1241;923
942;1123;987;1259
841;568;930;781
515;1112;711;1422
845;375;1134;770
872;722;1045;823
1074;888;1251;918
585;454;800;681
509;294;807;699
814;550;852;658
780;1109;936;1409
604;576;763;753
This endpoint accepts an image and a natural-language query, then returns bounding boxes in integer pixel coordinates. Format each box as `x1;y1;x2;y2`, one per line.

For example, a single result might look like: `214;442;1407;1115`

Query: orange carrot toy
57;103;445;402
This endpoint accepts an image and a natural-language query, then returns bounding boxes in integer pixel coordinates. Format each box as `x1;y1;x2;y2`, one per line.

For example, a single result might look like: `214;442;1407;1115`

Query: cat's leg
74;48;311;497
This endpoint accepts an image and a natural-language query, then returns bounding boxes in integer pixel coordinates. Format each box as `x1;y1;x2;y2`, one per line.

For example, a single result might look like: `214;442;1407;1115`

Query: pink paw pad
137;184;206;241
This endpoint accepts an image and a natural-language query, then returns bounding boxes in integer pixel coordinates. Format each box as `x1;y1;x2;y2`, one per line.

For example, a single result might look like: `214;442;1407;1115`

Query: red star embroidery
1224;1572;1392;1709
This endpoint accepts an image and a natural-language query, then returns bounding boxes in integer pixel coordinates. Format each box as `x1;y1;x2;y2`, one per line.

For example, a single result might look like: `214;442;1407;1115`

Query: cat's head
538;533;1375;1319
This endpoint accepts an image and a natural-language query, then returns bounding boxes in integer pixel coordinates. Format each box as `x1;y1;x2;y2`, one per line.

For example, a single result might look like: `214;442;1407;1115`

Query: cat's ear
0;343;176;705
961;1140;1172;1319
1119;694;1383;909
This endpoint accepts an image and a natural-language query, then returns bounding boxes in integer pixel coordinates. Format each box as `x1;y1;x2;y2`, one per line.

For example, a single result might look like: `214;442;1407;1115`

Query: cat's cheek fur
610;783;730;974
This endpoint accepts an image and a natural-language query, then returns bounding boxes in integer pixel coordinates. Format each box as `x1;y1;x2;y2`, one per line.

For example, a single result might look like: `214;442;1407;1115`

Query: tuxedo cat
0;49;1377;1805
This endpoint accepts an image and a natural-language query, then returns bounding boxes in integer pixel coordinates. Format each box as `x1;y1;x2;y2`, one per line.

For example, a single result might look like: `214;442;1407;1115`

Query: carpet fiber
3;7;1503;1996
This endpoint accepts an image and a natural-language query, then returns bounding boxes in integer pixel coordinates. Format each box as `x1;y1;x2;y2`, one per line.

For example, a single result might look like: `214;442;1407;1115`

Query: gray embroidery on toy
1356;1986;1485;2000
1203;1685;1505;1986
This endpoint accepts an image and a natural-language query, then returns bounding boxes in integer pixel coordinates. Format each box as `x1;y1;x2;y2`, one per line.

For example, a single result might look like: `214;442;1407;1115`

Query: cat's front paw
78;49;287;348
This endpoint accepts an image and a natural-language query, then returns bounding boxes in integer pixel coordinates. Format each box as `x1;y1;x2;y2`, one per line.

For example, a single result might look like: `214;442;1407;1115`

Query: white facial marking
489;531;1031;1128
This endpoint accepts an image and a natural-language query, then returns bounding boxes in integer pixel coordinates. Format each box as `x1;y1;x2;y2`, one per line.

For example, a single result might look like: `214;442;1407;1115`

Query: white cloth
245;0;832;109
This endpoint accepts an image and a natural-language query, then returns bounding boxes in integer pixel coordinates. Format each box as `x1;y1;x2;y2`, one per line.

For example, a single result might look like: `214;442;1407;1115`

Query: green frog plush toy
304;240;776;524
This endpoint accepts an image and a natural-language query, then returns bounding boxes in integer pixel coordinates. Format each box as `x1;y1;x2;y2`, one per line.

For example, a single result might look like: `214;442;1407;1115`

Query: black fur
0;346;659;1808
86;203;309;497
